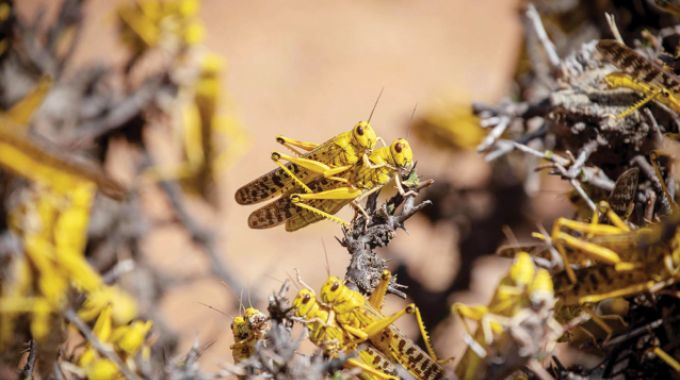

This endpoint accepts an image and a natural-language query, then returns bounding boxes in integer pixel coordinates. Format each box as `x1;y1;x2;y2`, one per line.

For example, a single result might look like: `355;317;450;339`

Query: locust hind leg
616;89;662;119
412;305;455;364
551;205;632;283
272;151;353;194
368;270;391;311
341;304;416;342
275;135;320;155
290;187;364;226
653;347;680;373
343;358;398;380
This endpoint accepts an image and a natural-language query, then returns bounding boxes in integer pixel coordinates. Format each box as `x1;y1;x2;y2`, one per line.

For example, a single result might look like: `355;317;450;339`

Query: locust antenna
502;225;521;255
247;287;253;309
285;271;301;290
264;274;284;284
239;289;244;316
221;281;246;317
197;302;234;319
322;238;331;278
367;87;385;124
406;103;417;140
295;268;315;294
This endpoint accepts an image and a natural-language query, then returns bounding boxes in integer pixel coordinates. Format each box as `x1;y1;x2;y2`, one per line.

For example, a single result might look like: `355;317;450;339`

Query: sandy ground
15;0;600;374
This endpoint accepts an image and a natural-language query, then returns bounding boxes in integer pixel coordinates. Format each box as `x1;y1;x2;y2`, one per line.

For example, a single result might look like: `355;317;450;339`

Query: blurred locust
146;52;247;205
0;88;133;347
453;255;561;380
73;304;154;379
231;307;269;379
292;288;400;380
248;139;414;231
598;40;680;119
315;270;449;380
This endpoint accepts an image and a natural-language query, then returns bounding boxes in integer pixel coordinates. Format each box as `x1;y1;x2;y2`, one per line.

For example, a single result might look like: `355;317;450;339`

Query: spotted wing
247;178;350;230
235;139;345;205
597;40;680;93
607;167;639;217
361;303;446;380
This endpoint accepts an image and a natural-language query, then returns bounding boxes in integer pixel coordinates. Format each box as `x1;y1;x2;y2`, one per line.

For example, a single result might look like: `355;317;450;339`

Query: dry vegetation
3;1;680;380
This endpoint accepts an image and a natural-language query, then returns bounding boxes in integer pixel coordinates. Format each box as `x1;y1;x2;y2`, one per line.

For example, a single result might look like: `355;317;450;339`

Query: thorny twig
19;339;37;380
338;166;433;297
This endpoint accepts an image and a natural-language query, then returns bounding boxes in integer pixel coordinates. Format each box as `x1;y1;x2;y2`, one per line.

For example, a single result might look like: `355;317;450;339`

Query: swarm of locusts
9;0;680;380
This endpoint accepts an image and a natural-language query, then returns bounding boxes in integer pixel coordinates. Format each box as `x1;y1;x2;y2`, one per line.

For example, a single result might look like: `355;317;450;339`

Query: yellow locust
236;120;381;206
598;40;680;119
317;270;449;380
230;307;269;379
292;289;400;380
248;139;413;231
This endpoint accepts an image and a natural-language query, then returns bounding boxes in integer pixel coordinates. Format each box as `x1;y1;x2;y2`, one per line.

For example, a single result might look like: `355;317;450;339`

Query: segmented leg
290;187;365;226
616;88;662;119
368;270;390;311
344;358;398;380
551;201;631;283
275;135;319;155
341;304;415;341
272;151;355;193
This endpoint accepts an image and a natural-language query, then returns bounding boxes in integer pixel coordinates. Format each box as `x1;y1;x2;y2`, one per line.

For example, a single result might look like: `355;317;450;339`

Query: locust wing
235;139;346;205
247;177;352;230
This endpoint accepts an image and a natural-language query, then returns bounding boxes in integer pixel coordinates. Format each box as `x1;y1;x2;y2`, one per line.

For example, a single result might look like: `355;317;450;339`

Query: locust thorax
352;121;378;152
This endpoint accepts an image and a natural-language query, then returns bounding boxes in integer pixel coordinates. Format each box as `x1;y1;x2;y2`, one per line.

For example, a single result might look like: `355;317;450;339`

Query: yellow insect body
604;72;680;116
453;252;535;380
230;307;270;373
318;271;447;380
236;121;379;206
248;139;413;231
292;289;399;380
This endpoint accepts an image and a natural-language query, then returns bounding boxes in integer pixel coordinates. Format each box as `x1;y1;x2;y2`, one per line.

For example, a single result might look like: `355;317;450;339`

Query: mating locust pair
235;103;415;231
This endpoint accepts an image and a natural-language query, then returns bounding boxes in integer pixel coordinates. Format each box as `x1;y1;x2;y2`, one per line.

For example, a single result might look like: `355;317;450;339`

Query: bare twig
19;339;37;380
526;4;560;68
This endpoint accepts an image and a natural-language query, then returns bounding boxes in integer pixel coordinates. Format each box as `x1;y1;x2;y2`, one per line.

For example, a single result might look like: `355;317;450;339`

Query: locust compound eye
230;322;234;330
303;294;311;304
395;142;403;153
663;90;670;97
357;125;365;136
331;282;340;291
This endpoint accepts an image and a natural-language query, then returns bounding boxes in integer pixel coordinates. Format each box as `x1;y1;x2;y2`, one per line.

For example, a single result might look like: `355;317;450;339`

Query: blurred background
10;0;660;375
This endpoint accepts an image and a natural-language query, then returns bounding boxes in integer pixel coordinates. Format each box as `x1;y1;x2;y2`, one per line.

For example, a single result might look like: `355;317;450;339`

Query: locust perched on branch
247;138;414;231
292;288;400;380
315;270;449;380
235;120;382;206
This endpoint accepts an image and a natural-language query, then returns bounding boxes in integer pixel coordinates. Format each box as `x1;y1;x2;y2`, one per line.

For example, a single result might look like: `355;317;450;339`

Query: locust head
292;289;317;318
389;139;413;170
244;307;269;335
352;121;378;152
320;276;345;304
231;317;249;340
